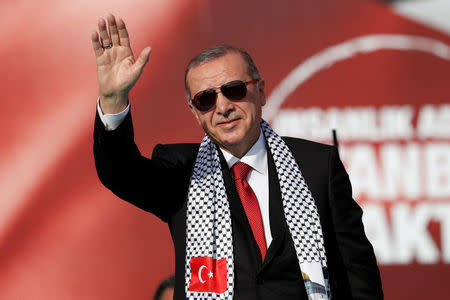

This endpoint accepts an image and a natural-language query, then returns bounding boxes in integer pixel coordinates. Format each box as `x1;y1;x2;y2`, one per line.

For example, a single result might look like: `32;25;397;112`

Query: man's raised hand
92;14;151;114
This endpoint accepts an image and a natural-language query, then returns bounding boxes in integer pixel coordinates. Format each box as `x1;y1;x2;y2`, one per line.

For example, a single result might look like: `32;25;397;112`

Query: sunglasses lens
193;89;217;112
192;80;252;112
221;80;247;100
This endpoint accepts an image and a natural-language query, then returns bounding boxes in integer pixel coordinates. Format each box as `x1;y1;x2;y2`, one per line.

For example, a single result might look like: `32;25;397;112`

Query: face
187;52;266;158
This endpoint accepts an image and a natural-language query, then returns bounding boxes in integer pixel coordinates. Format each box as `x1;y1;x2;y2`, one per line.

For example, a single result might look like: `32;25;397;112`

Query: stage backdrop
0;0;448;299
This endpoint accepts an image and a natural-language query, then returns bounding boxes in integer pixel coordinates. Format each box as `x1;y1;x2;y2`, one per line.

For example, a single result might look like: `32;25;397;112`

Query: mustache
214;111;243;125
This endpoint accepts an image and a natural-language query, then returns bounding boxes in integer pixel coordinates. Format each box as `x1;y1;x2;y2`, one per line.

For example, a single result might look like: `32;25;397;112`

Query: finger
117;18;130;48
107;14;120;46
133;47;152;74
91;31;103;57
98;18;111;48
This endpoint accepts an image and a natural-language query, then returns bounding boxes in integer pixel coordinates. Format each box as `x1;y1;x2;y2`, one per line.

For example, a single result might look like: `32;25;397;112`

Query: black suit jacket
94;111;383;299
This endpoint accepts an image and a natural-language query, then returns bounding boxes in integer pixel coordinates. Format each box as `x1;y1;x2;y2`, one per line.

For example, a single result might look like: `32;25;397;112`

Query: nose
215;92;234;117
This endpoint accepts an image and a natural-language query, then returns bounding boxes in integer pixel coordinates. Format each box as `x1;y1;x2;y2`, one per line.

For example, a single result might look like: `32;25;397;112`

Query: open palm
92;14;151;113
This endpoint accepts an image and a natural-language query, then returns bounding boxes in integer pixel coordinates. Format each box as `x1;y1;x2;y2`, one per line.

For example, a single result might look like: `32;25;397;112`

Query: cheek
199;113;215;133
191;108;212;127
241;102;261;121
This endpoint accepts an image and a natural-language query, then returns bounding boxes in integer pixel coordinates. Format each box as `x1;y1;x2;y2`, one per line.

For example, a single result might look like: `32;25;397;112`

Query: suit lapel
261;146;287;270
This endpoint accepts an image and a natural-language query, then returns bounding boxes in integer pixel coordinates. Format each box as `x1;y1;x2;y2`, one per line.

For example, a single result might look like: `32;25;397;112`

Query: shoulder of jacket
152;143;200;167
157;143;200;153
281;136;335;153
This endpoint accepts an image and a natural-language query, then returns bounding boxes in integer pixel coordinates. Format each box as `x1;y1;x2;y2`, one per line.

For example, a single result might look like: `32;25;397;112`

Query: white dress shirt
98;101;272;246
219;131;272;247
97;100;130;131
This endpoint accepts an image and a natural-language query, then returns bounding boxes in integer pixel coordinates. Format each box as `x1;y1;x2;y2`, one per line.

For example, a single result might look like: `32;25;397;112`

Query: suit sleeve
93;110;189;222
328;147;383;299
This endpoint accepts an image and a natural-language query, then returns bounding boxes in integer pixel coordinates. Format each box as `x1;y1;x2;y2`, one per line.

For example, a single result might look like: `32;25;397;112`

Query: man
92;14;383;300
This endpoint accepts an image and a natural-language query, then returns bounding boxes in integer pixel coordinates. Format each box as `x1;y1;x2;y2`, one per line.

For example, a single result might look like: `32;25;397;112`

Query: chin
219;137;243;148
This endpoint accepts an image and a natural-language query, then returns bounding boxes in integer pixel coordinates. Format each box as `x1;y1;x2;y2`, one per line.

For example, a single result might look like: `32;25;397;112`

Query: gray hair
184;44;261;100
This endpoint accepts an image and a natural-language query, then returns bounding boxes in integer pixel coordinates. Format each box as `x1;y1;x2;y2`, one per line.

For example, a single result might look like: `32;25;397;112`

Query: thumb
134;46;152;73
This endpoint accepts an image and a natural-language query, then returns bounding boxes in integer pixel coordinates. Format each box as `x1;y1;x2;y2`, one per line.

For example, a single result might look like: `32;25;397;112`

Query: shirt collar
220;130;268;175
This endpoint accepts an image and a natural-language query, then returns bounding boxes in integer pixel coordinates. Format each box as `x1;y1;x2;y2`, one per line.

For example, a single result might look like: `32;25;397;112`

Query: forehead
187;52;249;94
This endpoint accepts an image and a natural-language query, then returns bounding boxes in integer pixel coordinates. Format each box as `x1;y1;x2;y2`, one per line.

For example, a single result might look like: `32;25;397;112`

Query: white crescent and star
198;265;214;283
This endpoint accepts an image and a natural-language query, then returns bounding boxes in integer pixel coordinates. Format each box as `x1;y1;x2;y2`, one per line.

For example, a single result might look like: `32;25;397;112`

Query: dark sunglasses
190;79;260;112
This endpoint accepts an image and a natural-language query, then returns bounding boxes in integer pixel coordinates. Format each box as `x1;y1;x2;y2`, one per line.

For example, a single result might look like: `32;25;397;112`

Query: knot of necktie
231;162;252;181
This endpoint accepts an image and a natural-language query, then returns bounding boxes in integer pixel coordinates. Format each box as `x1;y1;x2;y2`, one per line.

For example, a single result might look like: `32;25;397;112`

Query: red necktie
232;162;267;261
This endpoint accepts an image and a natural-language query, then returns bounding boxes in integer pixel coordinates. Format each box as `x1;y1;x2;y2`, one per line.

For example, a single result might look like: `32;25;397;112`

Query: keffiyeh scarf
185;120;330;299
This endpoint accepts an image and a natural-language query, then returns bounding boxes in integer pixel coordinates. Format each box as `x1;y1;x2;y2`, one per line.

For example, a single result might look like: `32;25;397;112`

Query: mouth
217;118;240;128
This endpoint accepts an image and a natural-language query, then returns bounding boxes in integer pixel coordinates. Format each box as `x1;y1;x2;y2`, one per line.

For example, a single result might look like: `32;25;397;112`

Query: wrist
99;94;129;114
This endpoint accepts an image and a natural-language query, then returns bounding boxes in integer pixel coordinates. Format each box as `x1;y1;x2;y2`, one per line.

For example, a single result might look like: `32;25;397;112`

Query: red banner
0;0;448;299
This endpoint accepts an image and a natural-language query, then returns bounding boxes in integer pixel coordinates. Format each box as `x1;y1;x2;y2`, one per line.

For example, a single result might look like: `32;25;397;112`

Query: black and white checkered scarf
185;120;329;299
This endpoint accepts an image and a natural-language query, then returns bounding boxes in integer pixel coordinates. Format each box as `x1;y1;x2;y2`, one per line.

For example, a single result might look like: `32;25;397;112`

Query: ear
258;79;266;106
188;101;202;126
